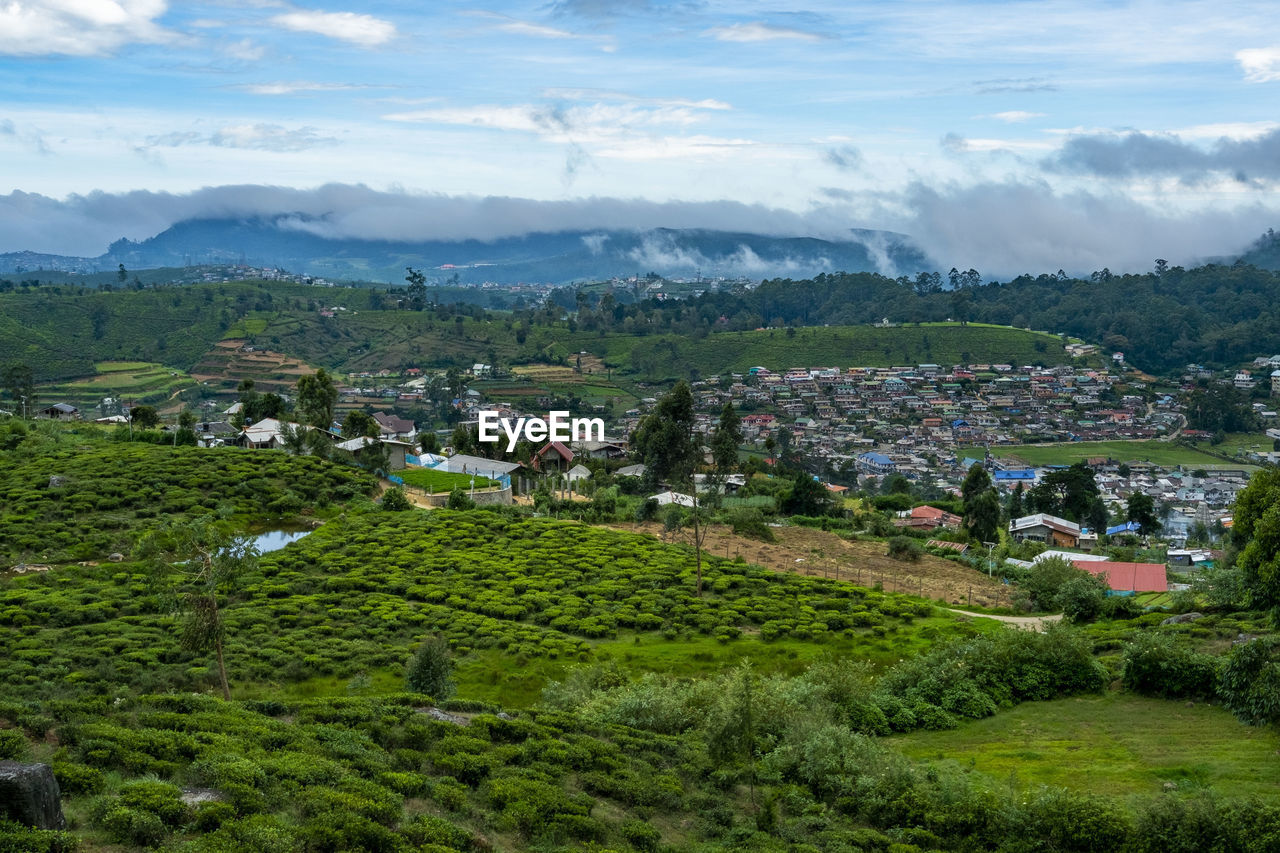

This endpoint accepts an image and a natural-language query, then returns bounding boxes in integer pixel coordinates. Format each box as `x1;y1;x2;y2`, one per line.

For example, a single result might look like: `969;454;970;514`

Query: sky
1;0;1279;274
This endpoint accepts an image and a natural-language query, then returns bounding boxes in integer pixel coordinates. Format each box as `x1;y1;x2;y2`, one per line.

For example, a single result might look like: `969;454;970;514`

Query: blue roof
860;452;893;464
961;457;983;469
1106;521;1142;535
994;469;1036;480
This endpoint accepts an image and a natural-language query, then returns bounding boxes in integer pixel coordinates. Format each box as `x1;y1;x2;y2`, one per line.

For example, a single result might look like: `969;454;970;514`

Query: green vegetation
0;430;375;563
37;362;196;411
894;692;1280;798
398;467;496;492
973;440;1236;469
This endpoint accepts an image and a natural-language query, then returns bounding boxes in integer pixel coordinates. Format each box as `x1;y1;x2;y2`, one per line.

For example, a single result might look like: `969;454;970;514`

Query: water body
250;528;312;553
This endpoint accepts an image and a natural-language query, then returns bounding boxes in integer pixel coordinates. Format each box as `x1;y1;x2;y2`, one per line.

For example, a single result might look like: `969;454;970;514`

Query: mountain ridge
0;216;933;283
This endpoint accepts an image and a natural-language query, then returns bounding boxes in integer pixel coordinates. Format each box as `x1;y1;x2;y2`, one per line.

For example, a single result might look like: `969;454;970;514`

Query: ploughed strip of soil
607;521;1013;609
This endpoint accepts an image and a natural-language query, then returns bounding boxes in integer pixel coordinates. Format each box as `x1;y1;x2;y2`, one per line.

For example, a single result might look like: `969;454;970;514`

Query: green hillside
2;282;1086;393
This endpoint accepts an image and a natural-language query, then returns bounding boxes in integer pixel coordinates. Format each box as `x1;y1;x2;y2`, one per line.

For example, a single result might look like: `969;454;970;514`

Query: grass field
1189;432;1276;459
398;466;496;491
893;692;1280;798
972;440;1238;468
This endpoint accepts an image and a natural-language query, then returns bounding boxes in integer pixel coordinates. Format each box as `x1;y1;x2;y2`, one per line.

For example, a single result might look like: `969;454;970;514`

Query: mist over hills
0;216;932;284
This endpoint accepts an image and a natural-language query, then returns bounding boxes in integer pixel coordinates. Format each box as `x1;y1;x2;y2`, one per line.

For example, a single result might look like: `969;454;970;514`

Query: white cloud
146;123;337;152
240;81;367;95
493;20;581;39
269;9;394;47
0;0;173;56
541;88;731;111
705;22;826;43
1236;46;1280;82
382;101;725;144
986;110;1046;123
223;38;266;61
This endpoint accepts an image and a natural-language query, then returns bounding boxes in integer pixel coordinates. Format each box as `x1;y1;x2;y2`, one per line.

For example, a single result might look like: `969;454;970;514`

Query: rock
180;787;223;806
48;476;66;488
107;553;125;563
417;707;467;725
0;762;65;830
496;712;514;720
1162;612;1203;625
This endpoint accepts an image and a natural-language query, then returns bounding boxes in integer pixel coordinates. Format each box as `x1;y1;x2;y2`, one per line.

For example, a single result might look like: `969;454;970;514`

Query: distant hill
0;217;933;283
1237;229;1280;270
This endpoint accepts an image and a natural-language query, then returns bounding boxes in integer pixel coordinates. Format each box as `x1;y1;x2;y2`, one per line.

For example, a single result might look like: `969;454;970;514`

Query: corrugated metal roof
1073;560;1167;592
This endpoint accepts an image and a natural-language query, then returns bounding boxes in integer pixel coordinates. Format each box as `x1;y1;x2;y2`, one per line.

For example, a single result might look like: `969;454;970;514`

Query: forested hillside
622;262;1280;372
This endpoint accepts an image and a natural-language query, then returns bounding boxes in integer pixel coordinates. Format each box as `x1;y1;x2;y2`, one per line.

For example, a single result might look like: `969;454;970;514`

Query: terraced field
37;361;196;412
190;340;323;395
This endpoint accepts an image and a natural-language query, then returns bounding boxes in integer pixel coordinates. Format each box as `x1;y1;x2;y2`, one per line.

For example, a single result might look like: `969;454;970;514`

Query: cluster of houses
613;362;1181;485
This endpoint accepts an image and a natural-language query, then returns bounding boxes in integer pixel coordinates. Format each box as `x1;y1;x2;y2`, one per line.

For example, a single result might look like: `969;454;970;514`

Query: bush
1055;575;1107;623
1122;633;1219;699
0;729;28;760
406;636;455;701
619;818;661;851
446;488;475;510
887;536;922;562
1218;637;1280;725
729;508;775;542
380;487;411;512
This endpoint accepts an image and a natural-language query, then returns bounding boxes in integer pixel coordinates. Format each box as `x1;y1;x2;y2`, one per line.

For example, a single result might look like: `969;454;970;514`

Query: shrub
51;762;103;795
1218;637;1280;725
446;488;475;510
406;636;455;700
380;487;412;512
1055;575;1107;623
887;536;922;562
729;508;775;542
1121;633;1219;699
0;729;28;760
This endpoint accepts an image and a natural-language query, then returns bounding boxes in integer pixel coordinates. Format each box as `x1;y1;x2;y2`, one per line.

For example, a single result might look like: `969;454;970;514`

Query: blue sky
2;0;1279;273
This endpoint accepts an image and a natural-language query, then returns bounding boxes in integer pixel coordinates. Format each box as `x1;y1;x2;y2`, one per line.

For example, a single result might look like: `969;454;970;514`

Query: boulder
107;553;125;563
0;762;65;829
1162;612;1204;625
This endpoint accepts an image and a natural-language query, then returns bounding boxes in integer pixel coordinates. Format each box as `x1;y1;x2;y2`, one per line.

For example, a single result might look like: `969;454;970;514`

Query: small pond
249;528;313;553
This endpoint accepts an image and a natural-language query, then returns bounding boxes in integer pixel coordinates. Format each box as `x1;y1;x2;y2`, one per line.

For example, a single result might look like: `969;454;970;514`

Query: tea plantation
0;432;376;563
5;432;1280;851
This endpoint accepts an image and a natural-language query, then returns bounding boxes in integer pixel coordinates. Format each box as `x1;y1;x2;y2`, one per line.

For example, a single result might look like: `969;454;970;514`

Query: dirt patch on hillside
191;341;319;392
607;522;1013;609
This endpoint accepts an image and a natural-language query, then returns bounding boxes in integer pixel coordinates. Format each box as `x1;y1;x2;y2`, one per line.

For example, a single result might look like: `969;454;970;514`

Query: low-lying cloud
0;181;1274;278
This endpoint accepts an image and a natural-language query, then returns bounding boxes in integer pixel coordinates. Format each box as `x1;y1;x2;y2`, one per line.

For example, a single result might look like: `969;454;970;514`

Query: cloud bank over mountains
0;182;1272;278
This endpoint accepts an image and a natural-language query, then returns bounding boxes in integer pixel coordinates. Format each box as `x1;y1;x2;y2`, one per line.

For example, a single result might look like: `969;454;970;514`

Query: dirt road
946;608;1063;632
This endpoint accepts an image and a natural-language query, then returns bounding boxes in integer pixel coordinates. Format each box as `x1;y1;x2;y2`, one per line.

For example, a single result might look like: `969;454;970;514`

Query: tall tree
1126;492;1161;535
1007;481;1025;520
711;401;742;475
966;489;1002;544
296;368;338;430
633;380;699;492
960;464;992;506
137;520;258;700
342;410;382;440
1230;468;1280;620
632;381;706;593
1026;462;1099;522
1;363;36;418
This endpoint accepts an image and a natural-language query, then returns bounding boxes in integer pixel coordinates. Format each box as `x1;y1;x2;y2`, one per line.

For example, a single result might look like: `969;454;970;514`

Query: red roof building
1072;560;1167;593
